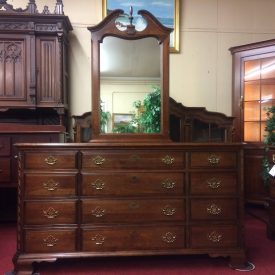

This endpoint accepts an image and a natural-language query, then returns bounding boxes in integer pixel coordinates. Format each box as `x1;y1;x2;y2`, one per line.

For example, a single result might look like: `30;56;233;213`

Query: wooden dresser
13;142;246;274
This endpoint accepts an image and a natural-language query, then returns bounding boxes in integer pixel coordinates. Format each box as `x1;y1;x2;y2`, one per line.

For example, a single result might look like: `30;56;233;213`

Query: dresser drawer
190;199;237;221
190;152;237;168
24;151;77;169
0;158;11;182
82;226;185;251
0;136;10;156
81;151;184;170
190;225;238;248
82;199;185;224
24;229;77;253
190;172;237;195
82;172;184;196
24;173;77;198
24;201;77;225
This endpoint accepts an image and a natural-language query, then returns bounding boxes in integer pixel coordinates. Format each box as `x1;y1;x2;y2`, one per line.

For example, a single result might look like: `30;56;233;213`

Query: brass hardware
91;234;105;245
162;205;176;216
161;179;175;189
43;179;59;191
208;154;220;165
92;156;105;165
44;155;58;166
91;206;106;217
207;203;222;215
162;155;175;165
129;201;140;209
207;178;221;189
91;179;105;190
43;235;58;247
43;207;59;219
207;231;222;243
162;232;176;243
273;154;275;164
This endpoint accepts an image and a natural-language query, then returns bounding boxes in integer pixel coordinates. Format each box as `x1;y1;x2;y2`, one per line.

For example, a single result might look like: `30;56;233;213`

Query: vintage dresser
13;142;246;274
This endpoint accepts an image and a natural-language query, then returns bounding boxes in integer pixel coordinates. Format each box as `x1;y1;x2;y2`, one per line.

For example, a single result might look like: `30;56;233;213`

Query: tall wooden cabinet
230;39;275;204
0;0;72;221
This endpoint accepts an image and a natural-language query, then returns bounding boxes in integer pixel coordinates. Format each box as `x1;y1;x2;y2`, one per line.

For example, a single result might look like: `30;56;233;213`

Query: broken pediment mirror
88;7;172;142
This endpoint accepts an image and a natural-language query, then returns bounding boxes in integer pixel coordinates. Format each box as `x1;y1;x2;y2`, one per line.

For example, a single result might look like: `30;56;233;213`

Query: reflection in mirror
100;36;161;134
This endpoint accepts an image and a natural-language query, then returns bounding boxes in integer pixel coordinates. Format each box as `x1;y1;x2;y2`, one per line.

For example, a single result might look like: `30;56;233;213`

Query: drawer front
190;152;237;168
190;199;237;221
190;225;238;248
24;229;76;253
190;172;237;195
24;201;77;225
82;226;185;251
82;172;184;196
82;199;185;224
0;158;11;182
81;151;184;170
24;151;77;169
0;136;10;156
24;173;77;198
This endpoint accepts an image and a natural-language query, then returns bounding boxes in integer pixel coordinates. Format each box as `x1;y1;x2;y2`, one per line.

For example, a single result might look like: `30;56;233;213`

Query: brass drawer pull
43;207;59;219
207;203;222;215
91;179;105;190
207;178;221;189
162;232;176;243
91;234;105;245
44;156;58;166
208;154;220;165
162;205;176;216
43;235;58;247
162;179;175;189
207;231;222;243
162;155;175;165
43;179;59;191
91;206;106;217
92;156;105;165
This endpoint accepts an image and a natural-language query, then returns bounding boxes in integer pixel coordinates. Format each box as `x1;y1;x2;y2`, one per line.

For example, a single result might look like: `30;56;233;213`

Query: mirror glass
100;36;161;134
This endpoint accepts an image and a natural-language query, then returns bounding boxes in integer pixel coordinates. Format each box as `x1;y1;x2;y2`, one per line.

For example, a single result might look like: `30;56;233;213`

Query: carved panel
36;37;59;105
0;40;26;99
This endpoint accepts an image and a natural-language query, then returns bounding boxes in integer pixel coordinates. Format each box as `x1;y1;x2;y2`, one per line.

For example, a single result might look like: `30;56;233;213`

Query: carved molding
0;0;64;15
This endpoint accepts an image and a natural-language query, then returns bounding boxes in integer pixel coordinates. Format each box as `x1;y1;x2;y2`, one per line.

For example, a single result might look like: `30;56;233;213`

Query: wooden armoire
0;0;72;221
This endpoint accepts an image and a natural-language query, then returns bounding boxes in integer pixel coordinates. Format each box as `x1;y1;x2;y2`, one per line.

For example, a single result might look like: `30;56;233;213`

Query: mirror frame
88;9;172;142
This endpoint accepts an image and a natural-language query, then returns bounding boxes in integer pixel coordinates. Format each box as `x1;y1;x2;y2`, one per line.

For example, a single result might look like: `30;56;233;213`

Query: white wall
8;0;275;116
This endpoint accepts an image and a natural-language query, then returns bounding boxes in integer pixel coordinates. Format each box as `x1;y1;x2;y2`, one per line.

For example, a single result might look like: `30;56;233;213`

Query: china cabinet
13;7;247;275
230;39;275;204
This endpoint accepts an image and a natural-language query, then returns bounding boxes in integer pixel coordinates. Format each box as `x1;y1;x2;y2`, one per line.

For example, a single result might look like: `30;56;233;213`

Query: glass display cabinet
230;39;275;204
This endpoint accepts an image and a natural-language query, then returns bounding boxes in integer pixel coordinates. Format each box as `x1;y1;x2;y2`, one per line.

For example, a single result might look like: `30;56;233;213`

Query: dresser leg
229;252;254;271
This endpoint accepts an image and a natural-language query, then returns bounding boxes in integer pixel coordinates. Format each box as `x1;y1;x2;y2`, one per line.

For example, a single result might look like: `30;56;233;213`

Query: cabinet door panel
0;38;28;105
36;36;60;106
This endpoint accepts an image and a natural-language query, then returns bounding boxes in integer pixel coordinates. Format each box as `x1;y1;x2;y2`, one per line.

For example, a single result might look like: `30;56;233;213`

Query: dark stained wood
13;142;246;274
0;0;72;221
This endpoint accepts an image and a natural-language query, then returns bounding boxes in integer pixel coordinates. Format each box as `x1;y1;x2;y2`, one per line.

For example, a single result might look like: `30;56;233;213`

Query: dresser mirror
88;8;172;142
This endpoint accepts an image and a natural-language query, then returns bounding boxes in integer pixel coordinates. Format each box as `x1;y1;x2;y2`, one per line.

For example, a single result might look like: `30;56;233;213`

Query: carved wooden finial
54;0;64;15
27;0;38;13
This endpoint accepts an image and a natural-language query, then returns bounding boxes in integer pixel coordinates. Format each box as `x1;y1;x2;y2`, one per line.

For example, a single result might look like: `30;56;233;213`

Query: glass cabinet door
243;57;275;142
